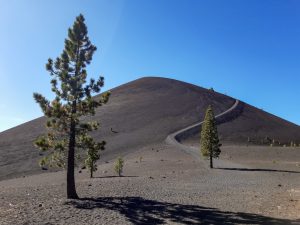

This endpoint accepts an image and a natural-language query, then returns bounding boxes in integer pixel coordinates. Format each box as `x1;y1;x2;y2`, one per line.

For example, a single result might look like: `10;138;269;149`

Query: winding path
165;100;240;158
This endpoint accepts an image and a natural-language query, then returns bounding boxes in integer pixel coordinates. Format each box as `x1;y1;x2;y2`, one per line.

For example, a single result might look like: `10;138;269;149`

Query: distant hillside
0;77;299;180
183;101;300;146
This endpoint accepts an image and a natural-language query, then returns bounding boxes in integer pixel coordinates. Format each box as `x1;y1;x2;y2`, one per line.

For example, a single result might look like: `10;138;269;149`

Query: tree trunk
90;166;93;178
210;152;213;169
67;102;79;199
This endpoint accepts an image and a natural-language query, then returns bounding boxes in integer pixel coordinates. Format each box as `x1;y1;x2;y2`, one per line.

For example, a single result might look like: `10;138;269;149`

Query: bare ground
0;143;299;225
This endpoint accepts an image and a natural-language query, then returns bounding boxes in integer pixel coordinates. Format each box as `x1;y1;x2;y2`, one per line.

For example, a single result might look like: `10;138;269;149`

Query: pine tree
85;137;105;178
33;14;110;199
114;157;124;177
200;105;221;168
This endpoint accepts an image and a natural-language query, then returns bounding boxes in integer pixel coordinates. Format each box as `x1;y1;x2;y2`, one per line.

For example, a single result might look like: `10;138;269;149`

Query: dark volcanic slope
0;77;299;180
184;102;300;146
219;102;300;144
0;77;234;180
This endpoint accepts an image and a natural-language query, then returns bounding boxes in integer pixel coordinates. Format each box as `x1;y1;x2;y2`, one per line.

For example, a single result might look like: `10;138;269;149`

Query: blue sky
0;0;300;132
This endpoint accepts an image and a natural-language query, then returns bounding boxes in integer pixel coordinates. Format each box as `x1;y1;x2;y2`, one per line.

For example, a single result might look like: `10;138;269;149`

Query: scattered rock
278;184;282;187
78;170;82;173
105;161;109;164
39;203;43;207
149;176;154;179
88;184;92;187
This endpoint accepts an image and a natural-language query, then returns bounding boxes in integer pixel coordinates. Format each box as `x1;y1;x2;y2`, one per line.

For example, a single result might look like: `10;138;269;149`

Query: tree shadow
92;175;139;179
216;167;300;174
65;196;299;224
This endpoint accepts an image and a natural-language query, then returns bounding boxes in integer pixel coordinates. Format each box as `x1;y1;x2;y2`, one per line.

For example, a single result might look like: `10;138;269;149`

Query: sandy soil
1;77;300;225
0;143;299;225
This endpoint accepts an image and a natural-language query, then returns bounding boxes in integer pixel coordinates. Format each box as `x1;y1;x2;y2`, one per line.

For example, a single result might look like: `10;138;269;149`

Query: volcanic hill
0;77;299;180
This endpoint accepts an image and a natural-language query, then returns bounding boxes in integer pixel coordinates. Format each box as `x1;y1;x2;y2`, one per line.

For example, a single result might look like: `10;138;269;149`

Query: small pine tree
114;157;124;177
200;105;221;168
33;14;110;199
85;138;105;178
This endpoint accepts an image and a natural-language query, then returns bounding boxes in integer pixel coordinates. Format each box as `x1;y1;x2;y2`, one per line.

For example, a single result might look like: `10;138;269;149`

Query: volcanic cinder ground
0;77;299;225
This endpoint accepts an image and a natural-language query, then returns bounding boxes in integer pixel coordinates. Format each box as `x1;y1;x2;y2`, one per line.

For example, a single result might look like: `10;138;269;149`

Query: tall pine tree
33;14;109;199
200;105;221;168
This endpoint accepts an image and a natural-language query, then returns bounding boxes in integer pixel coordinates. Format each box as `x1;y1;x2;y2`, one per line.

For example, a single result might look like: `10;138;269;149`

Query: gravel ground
0;143;299;225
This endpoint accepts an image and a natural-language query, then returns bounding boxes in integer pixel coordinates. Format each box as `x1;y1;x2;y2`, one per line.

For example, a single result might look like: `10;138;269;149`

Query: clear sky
0;0;300;132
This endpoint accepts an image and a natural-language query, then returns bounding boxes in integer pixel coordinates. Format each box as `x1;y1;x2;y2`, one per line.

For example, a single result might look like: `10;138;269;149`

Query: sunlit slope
1;76;299;180
0;77;233;180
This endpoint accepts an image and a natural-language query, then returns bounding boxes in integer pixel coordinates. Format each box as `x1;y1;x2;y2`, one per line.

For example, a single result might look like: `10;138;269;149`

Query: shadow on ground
93;175;139;179
217;167;300;173
65;197;299;224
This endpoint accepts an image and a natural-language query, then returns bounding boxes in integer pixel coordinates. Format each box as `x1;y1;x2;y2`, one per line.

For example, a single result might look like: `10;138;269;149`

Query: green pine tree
84;136;105;179
114;157;124;177
33;14;110;199
200;105;221;168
